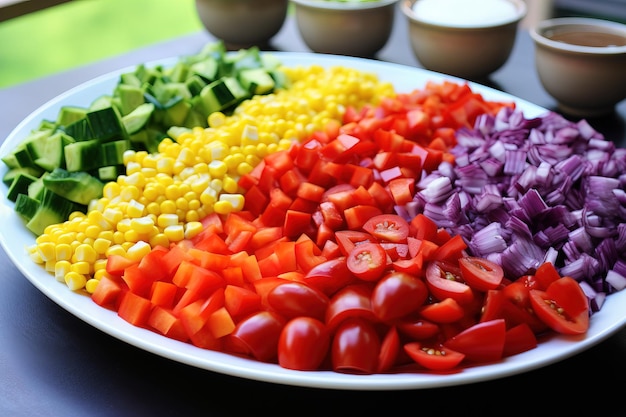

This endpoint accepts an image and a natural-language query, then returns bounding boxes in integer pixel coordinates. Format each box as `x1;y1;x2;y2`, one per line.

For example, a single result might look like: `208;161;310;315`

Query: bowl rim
289;0;399;11
530;17;626;55
400;0;526;29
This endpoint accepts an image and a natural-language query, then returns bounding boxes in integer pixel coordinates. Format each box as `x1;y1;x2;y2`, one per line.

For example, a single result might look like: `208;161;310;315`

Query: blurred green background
0;0;203;89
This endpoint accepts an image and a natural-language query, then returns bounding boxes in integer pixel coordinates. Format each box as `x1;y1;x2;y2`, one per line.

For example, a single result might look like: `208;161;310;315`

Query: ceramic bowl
401;0;527;80
194;0;288;48
290;0;399;57
530;17;626;117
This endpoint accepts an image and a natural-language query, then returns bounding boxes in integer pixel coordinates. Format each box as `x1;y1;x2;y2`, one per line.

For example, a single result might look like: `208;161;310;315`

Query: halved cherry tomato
419;298;465;323
503;323;538;357
377;326;401;373
371;272;428;322
325;284;376;331
227;311;286;362
331;317;380;374
444;319;506;363
458;256;504;292
346;242;387;282
362;214;410;243
529;277;589;335
396;318;440;340
278;317;330;371
425;261;475;305
403;342;465;371
304;257;356;296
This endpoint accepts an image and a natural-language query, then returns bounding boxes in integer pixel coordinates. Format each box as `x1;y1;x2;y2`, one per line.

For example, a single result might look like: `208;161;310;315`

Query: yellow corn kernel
93;237;112;255
28;248;44;264
164;224;185;242
93;268;111;281
65;271;87;291
127;200;145;218
85;278;100;294
222;176;238;194
103;182;121;199
126;240;151;261
103;207;124;225
45;260;56;273
55;243;73;261
93;258;108;272
185;210;201;223
130;216;155;235
71;261;91;276
55;260;72;282
37;241;56;262
208;111;227;127
208;160;228;178
106;244;127;257
74;243;97;263
157;213;179;228
149;233;170;248
184;221;203;239
160;200;177;214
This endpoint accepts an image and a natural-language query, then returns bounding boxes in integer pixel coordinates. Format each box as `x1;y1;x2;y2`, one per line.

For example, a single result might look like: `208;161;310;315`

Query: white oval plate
1;53;625;391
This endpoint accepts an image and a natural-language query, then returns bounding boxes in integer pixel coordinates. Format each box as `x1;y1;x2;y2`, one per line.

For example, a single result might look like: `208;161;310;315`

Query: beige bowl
195;0;288;48
290;0;398;57
530;17;626;117
401;0;526;80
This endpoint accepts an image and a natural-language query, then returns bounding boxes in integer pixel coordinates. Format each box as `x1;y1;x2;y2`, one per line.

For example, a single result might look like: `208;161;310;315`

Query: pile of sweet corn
27;64;396;293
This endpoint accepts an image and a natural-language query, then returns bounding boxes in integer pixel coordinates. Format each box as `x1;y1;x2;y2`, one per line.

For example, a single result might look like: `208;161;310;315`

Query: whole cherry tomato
331;317;380;374
371;271;428;322
278;317;330;371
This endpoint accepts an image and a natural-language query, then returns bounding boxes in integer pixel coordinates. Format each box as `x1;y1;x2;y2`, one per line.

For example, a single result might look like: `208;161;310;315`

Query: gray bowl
290;0;399;57
401;0;527;80
195;0;288;48
530;17;626;117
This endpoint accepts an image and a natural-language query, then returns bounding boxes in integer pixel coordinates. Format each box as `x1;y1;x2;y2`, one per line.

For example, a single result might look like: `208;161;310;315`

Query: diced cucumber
238;67;276;95
32;131;74;172
14;193;40;221
199;76;247;114
116;84;146;116
162;99;191;127
28;177;45;200
7;172;38;202
56;106;88;127
122;102;155;134
166;61;190;83
64;139;102;172
42;168;104;205
99;140;132;167
90;95;114;111
185;75;207;97
64;117;95;142
2;166;44;186
25;188;86;236
190;57;219;82
119;71;142;88
97;165;124;182
86;106;128;142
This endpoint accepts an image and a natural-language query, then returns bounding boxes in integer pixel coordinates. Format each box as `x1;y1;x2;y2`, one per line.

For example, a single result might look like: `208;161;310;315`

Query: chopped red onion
399;108;626;313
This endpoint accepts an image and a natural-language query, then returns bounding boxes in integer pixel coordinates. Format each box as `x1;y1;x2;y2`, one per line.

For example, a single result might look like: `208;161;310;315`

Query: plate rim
1;51;625;391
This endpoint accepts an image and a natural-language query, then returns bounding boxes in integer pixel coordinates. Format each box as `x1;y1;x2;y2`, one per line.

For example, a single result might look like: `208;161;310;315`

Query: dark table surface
1;7;625;417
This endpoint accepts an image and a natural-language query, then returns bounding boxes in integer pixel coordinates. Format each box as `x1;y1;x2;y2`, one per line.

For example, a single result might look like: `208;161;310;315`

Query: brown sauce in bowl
548;30;626;47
